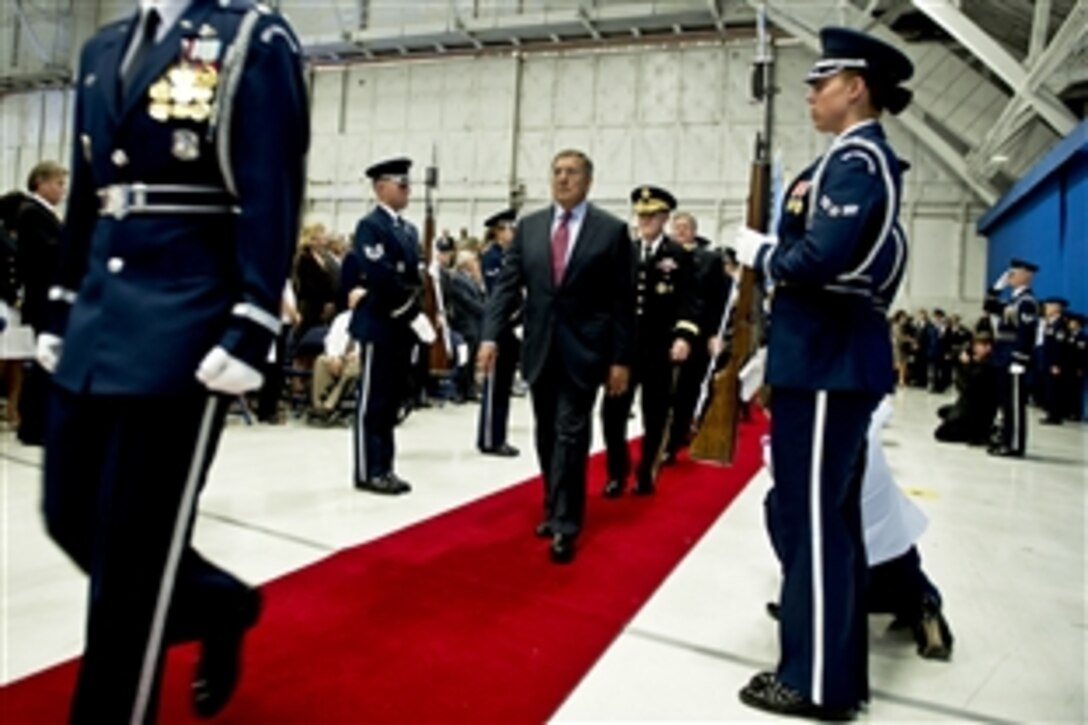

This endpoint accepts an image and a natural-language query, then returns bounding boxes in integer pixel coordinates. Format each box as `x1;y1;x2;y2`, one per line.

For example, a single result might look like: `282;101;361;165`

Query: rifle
421;150;452;374
690;8;774;465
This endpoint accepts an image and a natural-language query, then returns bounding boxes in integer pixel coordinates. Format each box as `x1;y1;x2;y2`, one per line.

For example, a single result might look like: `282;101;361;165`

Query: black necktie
122;8;161;99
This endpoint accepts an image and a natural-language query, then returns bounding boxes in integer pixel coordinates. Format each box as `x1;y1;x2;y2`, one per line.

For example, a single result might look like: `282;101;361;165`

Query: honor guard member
345;157;436;494
601;186;700;497
983;258;1039;456
733;26;913;719
1039;296;1069;425
36;0;308;721
478;208;521;455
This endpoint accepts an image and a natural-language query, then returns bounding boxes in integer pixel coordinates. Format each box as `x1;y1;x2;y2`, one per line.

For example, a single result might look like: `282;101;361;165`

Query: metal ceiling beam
1027;0;1051;64
911;0;1077;136
576;6;602;40
757;0;999;205
968;0;1088;171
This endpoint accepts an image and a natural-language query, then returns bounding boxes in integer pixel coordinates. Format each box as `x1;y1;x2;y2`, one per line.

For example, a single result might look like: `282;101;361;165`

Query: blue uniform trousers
43;387;250;723
996;367;1028;453
766;387;879;710
477;332;518;450
353;332;412;482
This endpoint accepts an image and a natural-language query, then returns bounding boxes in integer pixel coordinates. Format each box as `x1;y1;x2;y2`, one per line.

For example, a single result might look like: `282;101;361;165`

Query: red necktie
551;211;572;285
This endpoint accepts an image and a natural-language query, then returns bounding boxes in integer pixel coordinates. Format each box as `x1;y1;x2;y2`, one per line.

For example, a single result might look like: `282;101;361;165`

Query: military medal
171;129;201;161
656;282;668;295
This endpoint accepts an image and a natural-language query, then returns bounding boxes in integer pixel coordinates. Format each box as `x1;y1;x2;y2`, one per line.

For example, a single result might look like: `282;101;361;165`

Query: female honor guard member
477;208;521;456
344;157;436;495
36;0;308;721
733;26;913;719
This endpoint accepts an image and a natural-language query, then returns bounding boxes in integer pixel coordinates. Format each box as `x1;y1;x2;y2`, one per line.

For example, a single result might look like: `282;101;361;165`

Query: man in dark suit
38;1;309;720
15;161;66;445
343;156;435;495
448;249;487;401
479;149;635;564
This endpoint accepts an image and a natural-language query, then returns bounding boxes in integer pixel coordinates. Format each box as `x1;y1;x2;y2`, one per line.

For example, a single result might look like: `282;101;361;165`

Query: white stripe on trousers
355;344;374;482
483;369;495;450
132;396;218;725
809;391;828;706
1011;368;1021;451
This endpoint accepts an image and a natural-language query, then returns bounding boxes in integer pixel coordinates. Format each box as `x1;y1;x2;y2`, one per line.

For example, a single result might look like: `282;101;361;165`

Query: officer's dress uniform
984;274;1038;455
347;193;425;493
602;189;700;494
477;210;521;454
41;1;308;721
1039;304;1068;424
738;29;912;716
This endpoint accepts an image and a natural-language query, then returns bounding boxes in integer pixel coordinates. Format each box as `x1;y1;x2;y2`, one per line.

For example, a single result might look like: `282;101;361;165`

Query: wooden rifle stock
690;135;769;464
421;165;452;374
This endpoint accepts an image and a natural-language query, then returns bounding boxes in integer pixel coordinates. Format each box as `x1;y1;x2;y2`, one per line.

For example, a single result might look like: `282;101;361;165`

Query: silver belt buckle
100;185;128;219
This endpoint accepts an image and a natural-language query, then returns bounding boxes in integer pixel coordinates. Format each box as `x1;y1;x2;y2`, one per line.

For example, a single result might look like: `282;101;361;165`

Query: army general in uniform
37;0;309;720
601;186;700;497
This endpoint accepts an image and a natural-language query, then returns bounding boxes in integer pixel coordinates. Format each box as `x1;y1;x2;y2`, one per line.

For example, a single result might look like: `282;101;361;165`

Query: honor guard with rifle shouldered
478;208;521;456
36;0;309;720
733;26;913;719
345;157;436;495
601;186;701;497
983;258;1039;456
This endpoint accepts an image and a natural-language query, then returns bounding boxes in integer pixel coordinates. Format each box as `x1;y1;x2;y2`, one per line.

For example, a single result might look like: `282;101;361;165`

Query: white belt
98;183;239;220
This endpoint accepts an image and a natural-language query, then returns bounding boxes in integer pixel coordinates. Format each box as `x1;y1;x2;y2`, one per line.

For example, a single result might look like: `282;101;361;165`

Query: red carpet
2;413;765;723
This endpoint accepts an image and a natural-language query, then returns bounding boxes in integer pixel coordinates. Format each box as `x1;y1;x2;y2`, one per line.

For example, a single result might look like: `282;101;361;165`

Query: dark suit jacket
482;202;635;390
15;197;62;333
448;269;485;344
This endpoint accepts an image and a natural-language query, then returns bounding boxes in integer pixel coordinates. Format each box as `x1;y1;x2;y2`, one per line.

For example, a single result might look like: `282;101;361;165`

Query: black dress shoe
602;479;625;498
192;590;262;719
987;446;1024;458
913;595;954;661
479;443;520;457
632;474;655;496
739;672;856;721
765;601;780;620
534;521;553;538
355;474;410;495
549;533;576;564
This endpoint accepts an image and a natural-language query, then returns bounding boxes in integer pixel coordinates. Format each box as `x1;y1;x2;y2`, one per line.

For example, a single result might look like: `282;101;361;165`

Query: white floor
1;388;1085;723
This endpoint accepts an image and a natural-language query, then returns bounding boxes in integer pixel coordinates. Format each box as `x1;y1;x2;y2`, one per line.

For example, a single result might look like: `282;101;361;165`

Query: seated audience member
934;332;998;445
311;309;359;421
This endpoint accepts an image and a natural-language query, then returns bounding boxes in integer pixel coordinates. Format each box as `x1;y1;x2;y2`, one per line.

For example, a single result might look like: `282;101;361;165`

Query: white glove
410;313;437;344
1009;362;1026;375
36;333;63;374
733;225;777;268
992;270;1010;291
196;346;264;394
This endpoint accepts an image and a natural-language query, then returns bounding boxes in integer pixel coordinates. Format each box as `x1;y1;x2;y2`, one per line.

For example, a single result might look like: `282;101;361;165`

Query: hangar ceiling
0;0;1084;205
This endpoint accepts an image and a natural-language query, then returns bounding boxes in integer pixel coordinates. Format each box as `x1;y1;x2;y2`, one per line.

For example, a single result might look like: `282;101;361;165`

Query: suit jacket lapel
562;204;597;287
118;0;217;123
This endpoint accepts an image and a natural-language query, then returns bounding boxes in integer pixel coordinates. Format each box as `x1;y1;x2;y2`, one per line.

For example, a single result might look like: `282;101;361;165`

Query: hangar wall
0;36;991;318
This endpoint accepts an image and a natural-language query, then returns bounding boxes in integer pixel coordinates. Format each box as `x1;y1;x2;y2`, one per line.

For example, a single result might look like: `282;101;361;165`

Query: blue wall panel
981;138;1088;315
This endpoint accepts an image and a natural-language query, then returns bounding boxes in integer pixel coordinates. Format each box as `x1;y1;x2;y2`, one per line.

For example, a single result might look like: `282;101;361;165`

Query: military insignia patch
365;244;384;261
656;258;678;273
171;129;201;161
